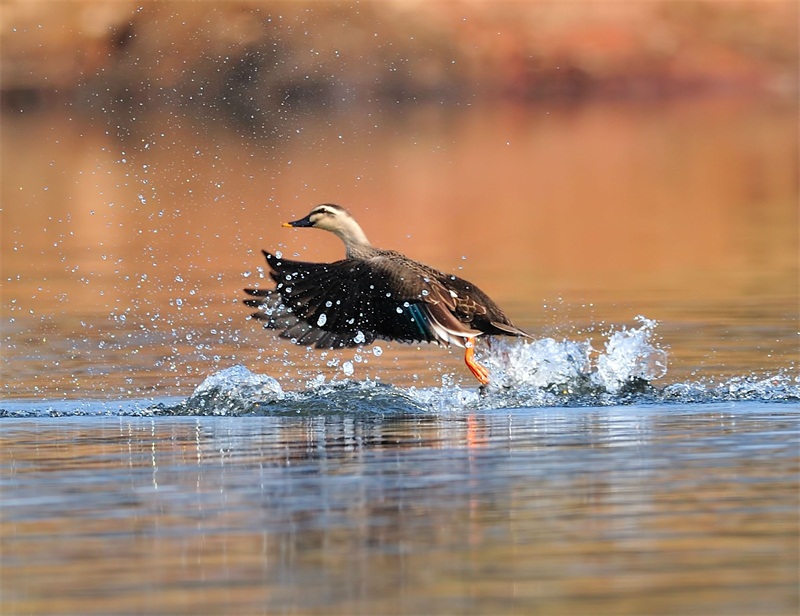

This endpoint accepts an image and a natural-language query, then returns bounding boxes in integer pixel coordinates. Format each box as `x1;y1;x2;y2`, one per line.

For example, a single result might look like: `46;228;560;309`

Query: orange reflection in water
1;98;797;395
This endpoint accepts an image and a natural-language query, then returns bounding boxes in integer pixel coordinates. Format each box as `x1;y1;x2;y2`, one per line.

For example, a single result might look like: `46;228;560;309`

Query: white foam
593;316;668;393
191;365;284;401
483;315;667;394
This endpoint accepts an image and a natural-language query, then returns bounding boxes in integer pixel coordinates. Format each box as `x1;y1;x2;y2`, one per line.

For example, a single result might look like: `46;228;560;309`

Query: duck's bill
283;215;314;228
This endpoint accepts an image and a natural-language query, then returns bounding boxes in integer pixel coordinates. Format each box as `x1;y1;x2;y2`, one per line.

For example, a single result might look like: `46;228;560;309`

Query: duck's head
283;204;371;253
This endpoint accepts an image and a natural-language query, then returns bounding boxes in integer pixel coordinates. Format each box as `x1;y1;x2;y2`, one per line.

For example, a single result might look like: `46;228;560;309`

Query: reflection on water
1;99;798;396
2;405;798;615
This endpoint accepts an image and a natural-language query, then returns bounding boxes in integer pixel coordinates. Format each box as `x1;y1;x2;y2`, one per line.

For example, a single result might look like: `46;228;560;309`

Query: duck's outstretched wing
244;250;480;349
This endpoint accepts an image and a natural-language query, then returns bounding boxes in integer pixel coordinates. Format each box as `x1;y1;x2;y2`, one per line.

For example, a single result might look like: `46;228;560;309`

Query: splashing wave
1;318;796;417
128;318;799;415
482;316;668;395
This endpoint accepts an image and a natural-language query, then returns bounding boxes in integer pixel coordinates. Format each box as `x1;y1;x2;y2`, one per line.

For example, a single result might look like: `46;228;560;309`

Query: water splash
167;362;796;416
168;365;284;415
1;318;797;418
595;316;668;391
661;372;800;403
482;315;667;396
146;314;795;414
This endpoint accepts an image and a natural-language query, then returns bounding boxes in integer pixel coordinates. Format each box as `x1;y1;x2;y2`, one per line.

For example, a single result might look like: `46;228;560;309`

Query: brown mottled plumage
244;204;531;384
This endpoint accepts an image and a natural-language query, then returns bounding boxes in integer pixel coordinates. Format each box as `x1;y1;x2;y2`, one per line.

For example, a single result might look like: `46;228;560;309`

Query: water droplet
317;313;327;326
342;361;354;376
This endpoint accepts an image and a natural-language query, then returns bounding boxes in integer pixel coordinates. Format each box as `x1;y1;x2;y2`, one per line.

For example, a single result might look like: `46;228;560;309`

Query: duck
243;203;531;385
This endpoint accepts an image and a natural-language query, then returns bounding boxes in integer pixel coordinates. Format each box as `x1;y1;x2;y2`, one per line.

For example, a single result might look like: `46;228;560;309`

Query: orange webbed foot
464;339;490;386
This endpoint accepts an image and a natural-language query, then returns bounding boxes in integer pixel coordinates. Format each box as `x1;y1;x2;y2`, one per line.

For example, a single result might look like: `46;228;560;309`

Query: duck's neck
335;221;372;258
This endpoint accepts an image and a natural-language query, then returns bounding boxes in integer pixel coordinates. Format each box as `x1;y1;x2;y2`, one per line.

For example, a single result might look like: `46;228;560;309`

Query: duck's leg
464;339;490;386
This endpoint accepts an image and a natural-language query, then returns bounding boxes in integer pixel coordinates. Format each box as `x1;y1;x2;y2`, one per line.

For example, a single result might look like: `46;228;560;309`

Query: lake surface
1;97;798;614
2;403;798;615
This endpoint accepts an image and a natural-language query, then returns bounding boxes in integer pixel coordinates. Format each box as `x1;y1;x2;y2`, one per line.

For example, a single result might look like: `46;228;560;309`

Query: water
2;404;798;615
1;98;798;614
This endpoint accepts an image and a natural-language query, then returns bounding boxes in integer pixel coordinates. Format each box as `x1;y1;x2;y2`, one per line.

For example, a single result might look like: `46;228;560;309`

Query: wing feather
244;249;529;349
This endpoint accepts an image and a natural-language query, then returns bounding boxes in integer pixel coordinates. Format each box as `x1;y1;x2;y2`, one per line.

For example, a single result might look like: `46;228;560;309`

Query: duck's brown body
244;204;530;384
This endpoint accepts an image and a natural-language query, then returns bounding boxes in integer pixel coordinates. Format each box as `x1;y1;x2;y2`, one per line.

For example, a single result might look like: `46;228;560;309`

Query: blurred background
3;1;797;108
2;0;798;395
